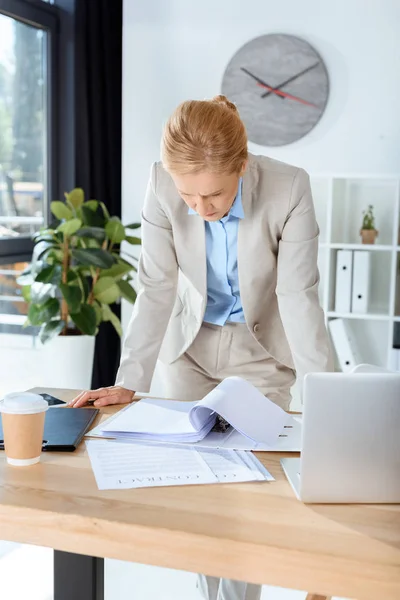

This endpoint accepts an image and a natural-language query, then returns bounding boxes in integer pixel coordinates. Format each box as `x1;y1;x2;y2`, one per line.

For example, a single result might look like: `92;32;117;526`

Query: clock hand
261;61;320;99
241;66;318;108
240;67;284;100
256;81;318;108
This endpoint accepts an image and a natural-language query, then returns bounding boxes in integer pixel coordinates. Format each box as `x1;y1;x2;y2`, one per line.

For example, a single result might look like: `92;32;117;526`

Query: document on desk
86;439;274;490
86;376;290;447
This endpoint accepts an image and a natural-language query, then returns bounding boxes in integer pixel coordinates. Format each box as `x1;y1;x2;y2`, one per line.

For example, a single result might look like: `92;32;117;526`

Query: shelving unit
310;175;400;370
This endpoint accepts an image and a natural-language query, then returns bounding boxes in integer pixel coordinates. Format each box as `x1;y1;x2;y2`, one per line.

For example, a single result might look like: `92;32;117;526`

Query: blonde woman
71;95;333;600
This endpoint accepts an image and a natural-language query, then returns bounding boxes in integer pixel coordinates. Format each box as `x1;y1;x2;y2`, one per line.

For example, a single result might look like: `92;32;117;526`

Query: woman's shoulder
148;160;177;197
248;152;308;179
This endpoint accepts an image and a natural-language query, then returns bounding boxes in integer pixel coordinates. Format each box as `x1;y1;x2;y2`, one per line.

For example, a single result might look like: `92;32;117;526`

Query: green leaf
21;285;31;302
39;319;65;344
51;201;73;220
75;226;106;242
35;265;62;285
16;268;34;286
85;200;99;211
105;217;126;244
66;270;79;283
125;222;141;230
71;248;115;269
65;188;84;209
33;232;57;244
117;280;137;304
36;244;58;262
101;303;122;337
60;283;83;313
57;218;82;236
28;298;60;326
81;204;105;228
93;277;121;304
99;202;110;220
78;273;90;301
93;301;102;325
30;282;55;304
125;236;141;245
109;312;122;337
70;304;97;335
99;262;133;280
32;240;55;266
46;249;64;264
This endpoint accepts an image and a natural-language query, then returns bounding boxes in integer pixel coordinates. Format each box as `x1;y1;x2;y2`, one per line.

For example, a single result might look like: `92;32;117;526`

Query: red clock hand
256;82;318;108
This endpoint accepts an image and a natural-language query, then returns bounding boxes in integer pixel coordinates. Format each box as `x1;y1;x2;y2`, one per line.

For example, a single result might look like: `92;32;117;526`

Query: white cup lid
0;392;49;415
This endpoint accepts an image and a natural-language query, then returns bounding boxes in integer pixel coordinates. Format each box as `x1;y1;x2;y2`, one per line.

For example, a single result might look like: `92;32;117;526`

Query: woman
70;95;333;599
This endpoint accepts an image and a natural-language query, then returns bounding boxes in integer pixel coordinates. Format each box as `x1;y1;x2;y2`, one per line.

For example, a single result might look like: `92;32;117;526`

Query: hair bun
211;94;238;113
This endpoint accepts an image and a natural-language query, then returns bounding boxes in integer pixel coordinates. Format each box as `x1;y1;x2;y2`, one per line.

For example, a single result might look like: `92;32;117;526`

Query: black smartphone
39;393;66;406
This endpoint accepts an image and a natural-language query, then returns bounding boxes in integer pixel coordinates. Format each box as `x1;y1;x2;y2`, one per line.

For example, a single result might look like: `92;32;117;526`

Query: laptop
281;368;400;503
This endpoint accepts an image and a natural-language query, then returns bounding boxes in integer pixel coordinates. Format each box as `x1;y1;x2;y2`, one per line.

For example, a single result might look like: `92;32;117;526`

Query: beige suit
116;153;333;393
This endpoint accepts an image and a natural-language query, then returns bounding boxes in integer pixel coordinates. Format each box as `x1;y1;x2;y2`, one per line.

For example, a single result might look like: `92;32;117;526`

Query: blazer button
253;323;260;333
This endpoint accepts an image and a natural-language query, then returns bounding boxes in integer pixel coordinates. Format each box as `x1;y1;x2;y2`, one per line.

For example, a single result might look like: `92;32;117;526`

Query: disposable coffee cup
0;392;48;466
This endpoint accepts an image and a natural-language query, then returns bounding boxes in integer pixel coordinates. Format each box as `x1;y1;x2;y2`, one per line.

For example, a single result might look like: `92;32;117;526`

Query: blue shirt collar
187;178;244;220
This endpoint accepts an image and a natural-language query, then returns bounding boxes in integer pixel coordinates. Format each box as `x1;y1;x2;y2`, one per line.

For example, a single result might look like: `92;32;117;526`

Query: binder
328;318;362;372
0;406;99;452
389;349;400;372
335;250;353;313
351;251;370;314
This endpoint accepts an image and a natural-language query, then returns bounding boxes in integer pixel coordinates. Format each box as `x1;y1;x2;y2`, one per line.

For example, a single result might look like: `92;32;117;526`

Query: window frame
0;0;62;264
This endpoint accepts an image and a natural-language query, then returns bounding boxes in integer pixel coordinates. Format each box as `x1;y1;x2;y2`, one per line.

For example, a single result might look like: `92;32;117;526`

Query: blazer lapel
186;212;207;298
238;156;259;319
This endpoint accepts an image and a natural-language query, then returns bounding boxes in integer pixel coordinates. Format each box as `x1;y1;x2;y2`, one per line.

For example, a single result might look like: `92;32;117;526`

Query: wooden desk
0;388;399;600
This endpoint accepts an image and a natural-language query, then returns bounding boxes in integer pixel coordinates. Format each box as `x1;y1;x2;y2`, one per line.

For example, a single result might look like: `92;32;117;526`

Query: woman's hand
68;386;135;408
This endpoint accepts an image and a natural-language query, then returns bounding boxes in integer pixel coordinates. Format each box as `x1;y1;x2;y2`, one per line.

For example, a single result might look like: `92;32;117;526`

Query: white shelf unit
311;175;400;370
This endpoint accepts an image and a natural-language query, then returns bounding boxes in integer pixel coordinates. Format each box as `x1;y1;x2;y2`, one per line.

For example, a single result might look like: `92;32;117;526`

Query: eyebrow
179;189;224;197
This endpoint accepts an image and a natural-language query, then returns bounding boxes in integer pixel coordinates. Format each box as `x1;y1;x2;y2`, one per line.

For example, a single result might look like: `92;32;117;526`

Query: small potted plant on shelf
17;188;141;388
360;204;378;244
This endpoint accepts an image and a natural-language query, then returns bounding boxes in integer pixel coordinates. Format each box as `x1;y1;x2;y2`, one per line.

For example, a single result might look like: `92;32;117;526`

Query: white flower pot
38;335;96;390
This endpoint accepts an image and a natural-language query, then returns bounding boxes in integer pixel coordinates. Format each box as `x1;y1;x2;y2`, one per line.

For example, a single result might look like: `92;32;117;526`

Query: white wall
122;0;400;214
122;0;400;394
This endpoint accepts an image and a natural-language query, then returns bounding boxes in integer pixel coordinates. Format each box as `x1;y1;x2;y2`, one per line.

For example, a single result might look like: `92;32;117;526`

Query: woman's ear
240;159;248;177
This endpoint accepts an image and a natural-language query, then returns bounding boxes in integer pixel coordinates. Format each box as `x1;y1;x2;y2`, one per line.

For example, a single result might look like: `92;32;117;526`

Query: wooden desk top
0;388;399;600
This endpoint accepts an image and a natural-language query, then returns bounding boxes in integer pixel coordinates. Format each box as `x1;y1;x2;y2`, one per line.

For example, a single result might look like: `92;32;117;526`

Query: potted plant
360;205;378;244
17;188;141;388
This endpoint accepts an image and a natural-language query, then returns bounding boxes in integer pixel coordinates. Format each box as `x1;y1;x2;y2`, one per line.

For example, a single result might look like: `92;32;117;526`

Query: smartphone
39;393;66;406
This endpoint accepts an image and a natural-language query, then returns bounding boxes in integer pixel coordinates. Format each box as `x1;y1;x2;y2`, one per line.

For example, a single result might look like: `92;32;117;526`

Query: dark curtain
74;0;123;388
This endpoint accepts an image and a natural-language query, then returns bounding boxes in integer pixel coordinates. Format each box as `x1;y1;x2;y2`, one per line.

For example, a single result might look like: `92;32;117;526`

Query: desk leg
54;550;104;600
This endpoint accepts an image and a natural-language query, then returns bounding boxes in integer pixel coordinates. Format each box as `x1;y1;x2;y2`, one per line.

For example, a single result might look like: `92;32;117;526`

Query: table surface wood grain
0;387;399;600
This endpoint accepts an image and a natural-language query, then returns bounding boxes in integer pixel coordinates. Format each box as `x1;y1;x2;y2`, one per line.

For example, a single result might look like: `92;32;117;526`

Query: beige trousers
159;321;296;600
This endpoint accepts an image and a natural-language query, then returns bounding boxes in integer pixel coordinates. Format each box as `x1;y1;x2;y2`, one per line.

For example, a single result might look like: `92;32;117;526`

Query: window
0;0;59;264
0;261;38;335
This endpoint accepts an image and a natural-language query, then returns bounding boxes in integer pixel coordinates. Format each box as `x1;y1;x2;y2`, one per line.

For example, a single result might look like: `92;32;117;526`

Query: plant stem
88;239;108;305
61;236;70;334
88;268;100;305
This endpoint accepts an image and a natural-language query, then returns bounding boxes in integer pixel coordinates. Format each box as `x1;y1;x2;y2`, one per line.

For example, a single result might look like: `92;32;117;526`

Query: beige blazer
116;153;333;392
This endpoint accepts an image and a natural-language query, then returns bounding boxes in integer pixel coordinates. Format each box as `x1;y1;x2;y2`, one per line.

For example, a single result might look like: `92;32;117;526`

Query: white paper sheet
91;376;290;447
86;439;274;490
87;412;302;452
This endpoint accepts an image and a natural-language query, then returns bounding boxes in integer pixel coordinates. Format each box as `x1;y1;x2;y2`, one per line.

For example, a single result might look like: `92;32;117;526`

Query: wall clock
221;34;329;146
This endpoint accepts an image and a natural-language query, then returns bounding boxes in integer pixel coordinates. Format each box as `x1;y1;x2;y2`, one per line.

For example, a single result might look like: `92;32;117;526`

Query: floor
0;541;347;600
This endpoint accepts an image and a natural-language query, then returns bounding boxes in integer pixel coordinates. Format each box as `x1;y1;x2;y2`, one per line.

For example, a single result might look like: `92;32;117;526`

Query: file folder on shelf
335;250;353;313
351;251;370;314
328;318;362;372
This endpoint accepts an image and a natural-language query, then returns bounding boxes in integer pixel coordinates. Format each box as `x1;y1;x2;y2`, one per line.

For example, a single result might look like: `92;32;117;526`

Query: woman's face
171;164;247;222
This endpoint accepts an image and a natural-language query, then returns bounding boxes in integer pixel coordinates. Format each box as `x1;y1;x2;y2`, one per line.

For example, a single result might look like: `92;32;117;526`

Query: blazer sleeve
115;163;178;392
276;168;334;385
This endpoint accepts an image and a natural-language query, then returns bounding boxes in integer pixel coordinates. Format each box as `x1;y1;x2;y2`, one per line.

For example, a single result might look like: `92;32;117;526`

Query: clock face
221;34;329;146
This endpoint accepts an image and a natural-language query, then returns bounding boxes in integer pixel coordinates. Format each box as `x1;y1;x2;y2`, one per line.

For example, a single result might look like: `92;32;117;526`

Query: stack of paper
90;376;290;447
86;439;274;490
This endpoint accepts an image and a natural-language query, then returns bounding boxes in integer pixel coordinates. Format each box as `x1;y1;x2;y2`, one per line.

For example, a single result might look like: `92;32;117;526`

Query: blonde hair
161;95;248;175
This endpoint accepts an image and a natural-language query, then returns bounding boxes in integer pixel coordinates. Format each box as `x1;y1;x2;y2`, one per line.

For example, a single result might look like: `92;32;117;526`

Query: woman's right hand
67;386;135;408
